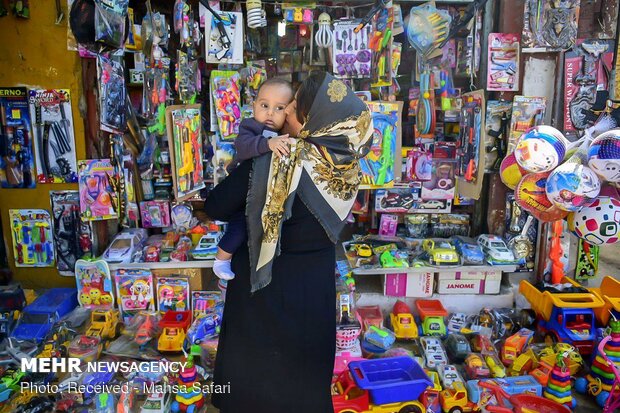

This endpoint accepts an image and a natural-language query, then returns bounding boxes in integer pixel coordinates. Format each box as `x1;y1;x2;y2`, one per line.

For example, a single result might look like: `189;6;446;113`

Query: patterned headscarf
246;74;373;292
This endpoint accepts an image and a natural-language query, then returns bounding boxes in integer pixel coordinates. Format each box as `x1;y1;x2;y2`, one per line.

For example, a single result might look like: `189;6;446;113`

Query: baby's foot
213;258;235;280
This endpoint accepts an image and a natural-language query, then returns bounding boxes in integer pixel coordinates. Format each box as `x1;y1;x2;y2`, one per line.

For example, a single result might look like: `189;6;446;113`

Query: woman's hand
268;134;292;158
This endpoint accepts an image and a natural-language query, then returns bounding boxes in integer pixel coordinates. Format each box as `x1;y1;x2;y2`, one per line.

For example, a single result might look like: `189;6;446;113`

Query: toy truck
519;278;604;355
0;285;26;340
440;381;480;413
158;311;191;352
389;300;419;339
590;275;620;327
332;357;430;413
85;309;120;339
416;299;448;336
501;328;534;366
11;288;78;343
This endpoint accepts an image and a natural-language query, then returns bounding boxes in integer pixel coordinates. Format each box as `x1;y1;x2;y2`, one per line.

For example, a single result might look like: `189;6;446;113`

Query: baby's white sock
213;258;235;280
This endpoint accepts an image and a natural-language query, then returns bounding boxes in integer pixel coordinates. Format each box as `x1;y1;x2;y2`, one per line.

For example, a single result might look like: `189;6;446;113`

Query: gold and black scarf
246;75;373;292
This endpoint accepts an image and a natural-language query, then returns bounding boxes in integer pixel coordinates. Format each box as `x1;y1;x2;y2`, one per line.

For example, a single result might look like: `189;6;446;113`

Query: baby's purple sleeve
234;118;271;162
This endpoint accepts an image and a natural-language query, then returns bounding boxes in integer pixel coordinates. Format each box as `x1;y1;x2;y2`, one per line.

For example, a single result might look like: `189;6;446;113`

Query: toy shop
0;0;620;412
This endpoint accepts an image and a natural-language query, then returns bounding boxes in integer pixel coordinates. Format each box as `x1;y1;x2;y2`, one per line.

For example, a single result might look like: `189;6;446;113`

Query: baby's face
253;84;293;131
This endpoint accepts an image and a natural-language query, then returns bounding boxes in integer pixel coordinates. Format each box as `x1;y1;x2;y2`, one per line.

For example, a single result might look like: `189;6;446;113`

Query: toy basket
336;325;361;350
348;356;431;405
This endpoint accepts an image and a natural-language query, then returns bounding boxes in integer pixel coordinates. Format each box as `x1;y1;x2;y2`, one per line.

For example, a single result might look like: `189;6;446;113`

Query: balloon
514;126;568;173
588;129;620;182
500;153;526;190
546;151;601;211
515;172;568;222
568;197;620;245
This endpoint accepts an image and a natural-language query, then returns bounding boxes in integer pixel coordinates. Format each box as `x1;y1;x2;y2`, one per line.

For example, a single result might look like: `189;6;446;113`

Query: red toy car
465;353;491;379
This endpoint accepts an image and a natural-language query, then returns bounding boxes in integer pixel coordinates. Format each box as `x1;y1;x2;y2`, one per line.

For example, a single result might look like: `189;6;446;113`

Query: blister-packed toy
78;159;118;221
0;87;35;188
487;33;520;91
94;0;129;48
210;71;242;141
9;209;54;267
204;10;244;64
115;269;155;323
406;3;451;60
157;276;190;313
75;259;115;309
139;200;171;228
97;54;126;133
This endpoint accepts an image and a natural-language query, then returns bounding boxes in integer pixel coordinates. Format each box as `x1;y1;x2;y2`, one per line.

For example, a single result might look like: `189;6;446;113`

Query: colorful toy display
77;159;118;221
157;277;190;313
114;269;155;323
8;209;54;267
74;259;114;309
139;200;171;228
28;89;77;183
0;87;35;188
210;70;241;141
170;356;205;412
166;105;205;201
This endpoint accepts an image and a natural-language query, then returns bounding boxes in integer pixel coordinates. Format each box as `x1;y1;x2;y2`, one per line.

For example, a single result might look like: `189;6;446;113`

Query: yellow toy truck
85;309;119;339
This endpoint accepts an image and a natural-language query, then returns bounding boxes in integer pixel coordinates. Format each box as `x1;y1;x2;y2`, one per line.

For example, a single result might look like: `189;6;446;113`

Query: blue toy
452;236;485;265
365;326;395;350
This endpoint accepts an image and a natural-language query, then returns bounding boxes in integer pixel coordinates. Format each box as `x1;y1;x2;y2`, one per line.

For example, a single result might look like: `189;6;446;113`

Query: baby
213;78;294;280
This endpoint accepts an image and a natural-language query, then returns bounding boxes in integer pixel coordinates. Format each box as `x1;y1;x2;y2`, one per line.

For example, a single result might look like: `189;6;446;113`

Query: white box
436;270;502;294
383;272;434;297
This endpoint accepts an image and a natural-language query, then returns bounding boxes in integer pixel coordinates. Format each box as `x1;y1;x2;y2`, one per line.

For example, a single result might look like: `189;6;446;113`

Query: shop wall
0;3;85;288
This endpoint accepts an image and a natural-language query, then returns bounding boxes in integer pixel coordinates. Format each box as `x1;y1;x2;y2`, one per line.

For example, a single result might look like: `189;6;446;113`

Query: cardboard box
383;272;434;297
436;269;502;294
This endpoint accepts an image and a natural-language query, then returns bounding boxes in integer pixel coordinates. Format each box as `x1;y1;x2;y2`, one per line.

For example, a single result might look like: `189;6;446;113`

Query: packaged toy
97;53;126;133
50;190;92;275
210;70;241;141
74;259;115;309
165;105;205;201
422;155;456;200
8;209;54;267
204;10;244;64
0;87;35;188
406;3;451;59
370;4;393;87
191;291;223;319
457;91;486;199
139;200;171;228
416;71;436;136
28;89;78;183
522;0;579;50
94;0;129;48
157;277;190;313
331;20;372;79
78;159;118;221
487;33;520;91
115;269;155;323
504;195;537;271
485;101;512;171
507;96;546;153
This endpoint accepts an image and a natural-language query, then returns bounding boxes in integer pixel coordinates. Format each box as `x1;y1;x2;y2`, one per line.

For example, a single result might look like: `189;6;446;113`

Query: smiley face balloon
514;126;568;173
588;130;620;183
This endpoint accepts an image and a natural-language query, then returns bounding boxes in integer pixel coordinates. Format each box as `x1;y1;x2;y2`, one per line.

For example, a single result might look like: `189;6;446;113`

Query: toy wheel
399;405;422;413
544;333;557;347
596;390;610;407
449;408;464;413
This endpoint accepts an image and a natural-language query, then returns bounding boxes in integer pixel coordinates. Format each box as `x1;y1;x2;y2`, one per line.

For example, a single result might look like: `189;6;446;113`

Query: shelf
108;260;214;271
352;264;517;275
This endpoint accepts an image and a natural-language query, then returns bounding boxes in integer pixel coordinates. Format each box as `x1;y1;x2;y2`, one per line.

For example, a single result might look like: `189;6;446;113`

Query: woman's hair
295;71;327;124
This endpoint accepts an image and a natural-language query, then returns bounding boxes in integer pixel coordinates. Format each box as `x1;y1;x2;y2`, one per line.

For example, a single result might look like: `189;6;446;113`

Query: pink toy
78;159;117;221
115;269;155;323
157;277;190;313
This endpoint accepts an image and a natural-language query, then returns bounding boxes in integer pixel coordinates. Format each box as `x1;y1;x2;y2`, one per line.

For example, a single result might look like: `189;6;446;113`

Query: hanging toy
315;12;333;49
500;152;527;190
406;3;451;59
514;125;568;173
588;129;620;183
246;0;267;29
568;196;620;245
546;144;601;211
515;172;568;222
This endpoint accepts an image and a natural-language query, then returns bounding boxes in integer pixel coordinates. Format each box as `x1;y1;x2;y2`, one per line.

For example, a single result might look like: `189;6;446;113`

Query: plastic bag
97;53;127;132
94;0;129;48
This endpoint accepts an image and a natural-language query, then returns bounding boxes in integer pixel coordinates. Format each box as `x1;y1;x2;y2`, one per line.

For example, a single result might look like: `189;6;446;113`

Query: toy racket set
115;269;155;323
139;200;171;228
192;291;223;319
210;71;242;141
77;159;118;221
8;209;54;267
487;33;520;92
28;89;78;184
165;105;205;201
0;87;36;189
360;101;402;189
74;259;115;309
50;190;92;276
157;276;190;313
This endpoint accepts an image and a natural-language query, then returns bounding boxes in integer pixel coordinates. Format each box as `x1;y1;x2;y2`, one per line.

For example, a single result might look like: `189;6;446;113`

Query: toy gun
464;106;481;182
376;125;393;186
147;104;166;135
487;111;508;171
549;220;565;284
198;0;232;56
354;0;388;33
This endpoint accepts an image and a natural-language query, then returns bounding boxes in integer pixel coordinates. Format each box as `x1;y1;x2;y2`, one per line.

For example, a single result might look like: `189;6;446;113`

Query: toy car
191;232;222;260
186;313;221;346
14;395;56;413
102;228;148;264
440;381;480;413
477;234;517;264
444;333;471;362
351;243;373;258
416;299;448;336
158;311;191;352
140;392;172;413
452;236;485;265
501;328;534;367
418;200;445;209
437;364;464;389
389;301;419;340
420;336;448;370
422;239;459;265
380;192;414;210
85;309;119;339
465;353;491;379
485;353;507;378
447;312;468;334
144;245;161;262
379;250;409;268
67;335;102;362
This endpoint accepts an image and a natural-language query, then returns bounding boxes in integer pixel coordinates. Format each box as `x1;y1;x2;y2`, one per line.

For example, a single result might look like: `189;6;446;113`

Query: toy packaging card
165;105;205;201
204;10;244;65
97;54;127;133
139;200;171;228
484;101;512;172
457;90;486;200
115;269;155;323
375;188;420;213
371;3;394;87
212;135;235;184
507;96;546;153
575;239;599;280
332;20;373;79
78;159;118;221
210;71;242;141
50;190;93;275
191;291;223;319
429;214;470;237
522;0;579;50
28;89;78;184
487;33;520;92
157;276;190;313
9;209;54;267
422;143;457;200
563;39;615;136
74;259;115;309
0;87;36;188
360;101;403;188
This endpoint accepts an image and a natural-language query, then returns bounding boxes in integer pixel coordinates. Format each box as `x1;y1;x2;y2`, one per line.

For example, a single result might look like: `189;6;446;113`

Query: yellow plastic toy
440;381;480;413
538;343;583;376
590;275;620;327
86;309;120;339
158;327;186;352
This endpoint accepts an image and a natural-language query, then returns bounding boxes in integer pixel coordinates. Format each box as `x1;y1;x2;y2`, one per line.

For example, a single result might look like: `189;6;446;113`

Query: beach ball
546;158;601;212
568;197;620;245
516;172;568;222
514;126;568;173
500;153;527;190
588;130;620;182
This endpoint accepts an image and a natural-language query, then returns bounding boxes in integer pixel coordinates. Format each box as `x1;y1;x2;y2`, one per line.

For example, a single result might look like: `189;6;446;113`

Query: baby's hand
268;134;292;158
